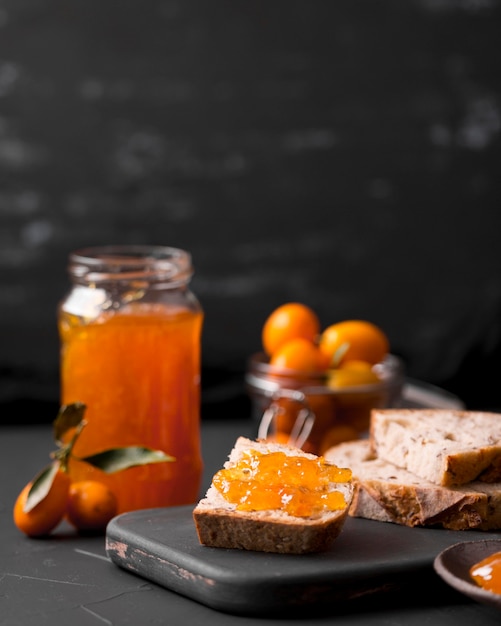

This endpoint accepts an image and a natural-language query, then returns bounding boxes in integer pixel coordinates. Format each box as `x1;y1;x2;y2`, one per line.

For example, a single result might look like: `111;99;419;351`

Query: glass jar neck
68;245;193;288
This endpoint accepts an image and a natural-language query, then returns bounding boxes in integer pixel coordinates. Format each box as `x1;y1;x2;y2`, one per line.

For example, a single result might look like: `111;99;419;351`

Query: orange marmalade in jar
58;245;204;514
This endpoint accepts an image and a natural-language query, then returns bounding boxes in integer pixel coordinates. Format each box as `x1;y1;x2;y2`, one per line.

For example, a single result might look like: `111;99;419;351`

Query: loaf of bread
193;437;354;554
325;439;501;530
370;409;501;487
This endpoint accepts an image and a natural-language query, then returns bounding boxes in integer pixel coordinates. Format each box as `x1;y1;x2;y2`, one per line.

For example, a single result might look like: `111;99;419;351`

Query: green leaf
79;446;175;474
24;462;60;513
53;402;87;443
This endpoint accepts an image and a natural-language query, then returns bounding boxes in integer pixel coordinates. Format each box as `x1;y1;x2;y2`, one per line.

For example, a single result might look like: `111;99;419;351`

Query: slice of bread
324;439;501;530
193;437;354;554
370;409;501;487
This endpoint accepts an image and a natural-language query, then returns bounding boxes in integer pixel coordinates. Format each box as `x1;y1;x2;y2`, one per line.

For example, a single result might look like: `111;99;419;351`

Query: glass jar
58;245;203;514
246;352;405;455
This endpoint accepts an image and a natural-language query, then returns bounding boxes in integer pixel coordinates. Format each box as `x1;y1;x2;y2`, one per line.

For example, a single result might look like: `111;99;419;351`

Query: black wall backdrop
1;0;501;422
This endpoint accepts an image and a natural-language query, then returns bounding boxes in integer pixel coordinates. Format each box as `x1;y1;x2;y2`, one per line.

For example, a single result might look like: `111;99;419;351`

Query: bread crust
325;439;501;530
193;503;349;554
370;409;501;487
193;437;353;554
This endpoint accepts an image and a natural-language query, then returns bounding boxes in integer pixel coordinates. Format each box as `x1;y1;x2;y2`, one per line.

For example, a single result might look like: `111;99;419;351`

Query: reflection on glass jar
58;245;203;514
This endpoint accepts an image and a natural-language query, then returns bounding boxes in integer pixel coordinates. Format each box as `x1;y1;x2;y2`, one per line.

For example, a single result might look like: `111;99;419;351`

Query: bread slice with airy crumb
325;439;501;530
369;409;501;487
193;437;354;554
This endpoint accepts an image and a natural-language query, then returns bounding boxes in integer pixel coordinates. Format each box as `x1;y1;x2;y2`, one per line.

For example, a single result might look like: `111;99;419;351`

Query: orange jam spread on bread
212;450;352;517
470;551;501;594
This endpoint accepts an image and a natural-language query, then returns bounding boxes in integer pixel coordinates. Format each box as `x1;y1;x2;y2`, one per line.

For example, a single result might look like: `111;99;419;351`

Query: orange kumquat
66;480;118;532
13;469;71;538
262;303;320;357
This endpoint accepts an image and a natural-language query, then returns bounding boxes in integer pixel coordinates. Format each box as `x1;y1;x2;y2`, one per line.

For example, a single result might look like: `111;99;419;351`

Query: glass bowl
245;352;405;455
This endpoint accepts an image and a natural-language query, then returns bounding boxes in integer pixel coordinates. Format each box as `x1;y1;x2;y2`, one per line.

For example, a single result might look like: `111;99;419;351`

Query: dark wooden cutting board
105;505;493;616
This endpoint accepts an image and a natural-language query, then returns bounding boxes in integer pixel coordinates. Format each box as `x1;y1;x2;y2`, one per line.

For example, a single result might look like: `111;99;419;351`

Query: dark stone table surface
2;399;501;625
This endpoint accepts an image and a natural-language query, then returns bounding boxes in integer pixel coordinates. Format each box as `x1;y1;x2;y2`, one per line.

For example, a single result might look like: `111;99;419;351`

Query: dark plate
106;505;499;616
434;540;501;612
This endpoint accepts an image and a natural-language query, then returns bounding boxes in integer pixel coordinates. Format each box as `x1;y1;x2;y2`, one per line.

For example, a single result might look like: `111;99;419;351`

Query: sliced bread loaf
369;409;501;487
193;437;354;554
324;439;501;530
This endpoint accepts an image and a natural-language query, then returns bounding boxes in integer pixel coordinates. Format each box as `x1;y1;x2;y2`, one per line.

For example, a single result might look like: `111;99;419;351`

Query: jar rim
245;351;405;396
68;245;193;284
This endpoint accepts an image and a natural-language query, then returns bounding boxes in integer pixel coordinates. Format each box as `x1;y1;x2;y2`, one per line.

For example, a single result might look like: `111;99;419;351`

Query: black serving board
105;505;497;616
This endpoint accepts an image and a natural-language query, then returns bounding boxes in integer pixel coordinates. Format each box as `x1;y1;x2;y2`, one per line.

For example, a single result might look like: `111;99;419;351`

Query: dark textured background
1;0;501;422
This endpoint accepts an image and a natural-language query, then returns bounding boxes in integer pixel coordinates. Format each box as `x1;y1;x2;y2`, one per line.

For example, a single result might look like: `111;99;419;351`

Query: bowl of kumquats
245;303;405;455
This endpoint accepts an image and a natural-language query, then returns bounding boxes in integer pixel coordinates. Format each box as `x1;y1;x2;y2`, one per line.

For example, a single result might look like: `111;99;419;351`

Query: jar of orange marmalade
58;245;204;514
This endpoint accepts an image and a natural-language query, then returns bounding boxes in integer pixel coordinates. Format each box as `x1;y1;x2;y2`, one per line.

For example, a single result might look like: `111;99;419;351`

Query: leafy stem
23;402;175;513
